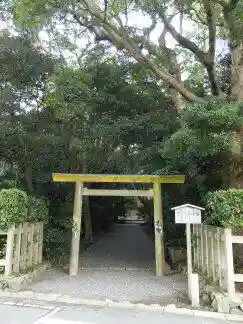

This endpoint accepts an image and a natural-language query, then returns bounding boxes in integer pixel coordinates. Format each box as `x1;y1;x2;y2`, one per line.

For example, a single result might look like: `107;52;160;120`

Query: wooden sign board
171;203;204;307
172;204;204;224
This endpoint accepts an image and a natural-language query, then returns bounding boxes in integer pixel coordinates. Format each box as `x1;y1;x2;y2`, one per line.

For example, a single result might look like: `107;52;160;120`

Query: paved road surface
0;298;237;324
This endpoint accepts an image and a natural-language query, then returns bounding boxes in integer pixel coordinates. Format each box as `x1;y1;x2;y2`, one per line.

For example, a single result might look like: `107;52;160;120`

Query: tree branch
101;23;202;103
133;35;158;55
72;4;203;103
222;0;239;46
229;0;240;10
216;0;228;7
203;0;222;95
157;5;223;96
72;13;114;43
204;0;217;58
143;16;157;39
158;14;174;47
184;7;224;28
157;7;209;65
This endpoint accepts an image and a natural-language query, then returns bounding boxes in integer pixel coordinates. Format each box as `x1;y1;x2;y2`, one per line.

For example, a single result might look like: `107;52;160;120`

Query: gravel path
80;223;155;270
25;268;187;305
24;224;187;305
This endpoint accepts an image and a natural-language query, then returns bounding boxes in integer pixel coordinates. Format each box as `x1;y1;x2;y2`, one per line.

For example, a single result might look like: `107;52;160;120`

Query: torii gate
52;173;185;276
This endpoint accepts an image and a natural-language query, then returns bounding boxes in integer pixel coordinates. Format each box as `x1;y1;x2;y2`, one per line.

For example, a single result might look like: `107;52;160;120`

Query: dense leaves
12;0;243;106
206;189;243;228
28;196;49;223
0;188;48;228
0;32;181;260
163;99;243;183
0;188;28;228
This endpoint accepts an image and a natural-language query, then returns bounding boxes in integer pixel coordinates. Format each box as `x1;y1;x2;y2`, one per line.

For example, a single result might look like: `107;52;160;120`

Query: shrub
0;189;48;229
206;189;243;228
0;235;6;258
162;99;243;178
28;196;48;223
43;227;70;264
0;188;28;229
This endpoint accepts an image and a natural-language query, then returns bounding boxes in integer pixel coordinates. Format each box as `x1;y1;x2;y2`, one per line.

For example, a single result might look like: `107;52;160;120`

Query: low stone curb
0;291;242;322
0;262;50;291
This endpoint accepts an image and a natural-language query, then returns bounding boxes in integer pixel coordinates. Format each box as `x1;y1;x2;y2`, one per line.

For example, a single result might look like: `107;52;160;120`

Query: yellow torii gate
52;173;185;276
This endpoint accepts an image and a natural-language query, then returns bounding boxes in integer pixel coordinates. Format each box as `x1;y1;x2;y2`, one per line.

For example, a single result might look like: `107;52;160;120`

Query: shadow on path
80;223;155;270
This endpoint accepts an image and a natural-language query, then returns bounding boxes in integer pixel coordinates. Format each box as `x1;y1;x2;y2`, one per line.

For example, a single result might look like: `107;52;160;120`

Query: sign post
171;204;204;307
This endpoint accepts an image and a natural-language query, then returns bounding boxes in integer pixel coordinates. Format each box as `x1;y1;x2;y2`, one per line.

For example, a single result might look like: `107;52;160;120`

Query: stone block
0;262;50;292
230;307;243;315
211;292;242;314
168;247;187;264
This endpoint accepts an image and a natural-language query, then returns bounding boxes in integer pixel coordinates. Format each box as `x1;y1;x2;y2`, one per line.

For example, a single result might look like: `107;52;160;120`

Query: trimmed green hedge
0;188;28;228
0;188;48;229
206;189;243;228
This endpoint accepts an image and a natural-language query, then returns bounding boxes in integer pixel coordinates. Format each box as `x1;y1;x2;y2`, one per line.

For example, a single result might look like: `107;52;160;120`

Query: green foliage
163;99;243;175
167;236;186;248
0;188;28;228
14;0;65;28
162;99;243;239
230;0;243;43
28;196;49;223
183;99;243;132
0;33;179;263
206;189;243;228
0;33;54;88
0;236;7;258
43;227;70;264
0;188;48;229
124;198;137;211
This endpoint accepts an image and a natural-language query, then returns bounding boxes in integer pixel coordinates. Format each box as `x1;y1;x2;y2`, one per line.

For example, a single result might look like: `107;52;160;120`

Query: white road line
23;303;55;310
33;307;63;324
1;300;57;311
35;320;96;324
1;301;15;306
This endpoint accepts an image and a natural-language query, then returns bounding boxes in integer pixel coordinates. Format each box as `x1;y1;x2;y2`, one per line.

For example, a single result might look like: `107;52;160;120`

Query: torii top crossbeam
52;173;185;184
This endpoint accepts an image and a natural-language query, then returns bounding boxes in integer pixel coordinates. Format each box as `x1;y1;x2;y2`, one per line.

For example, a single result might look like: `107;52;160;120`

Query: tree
0;32;55;192
13;0;243;104
163;99;243;188
11;0;243;187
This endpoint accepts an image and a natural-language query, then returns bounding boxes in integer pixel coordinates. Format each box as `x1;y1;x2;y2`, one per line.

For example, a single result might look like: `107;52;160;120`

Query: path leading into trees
80;223;155;270
23;223;187;305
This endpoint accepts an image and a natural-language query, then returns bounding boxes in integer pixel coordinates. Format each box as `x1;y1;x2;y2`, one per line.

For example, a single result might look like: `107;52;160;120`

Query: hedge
206;189;243;228
0;188;48;229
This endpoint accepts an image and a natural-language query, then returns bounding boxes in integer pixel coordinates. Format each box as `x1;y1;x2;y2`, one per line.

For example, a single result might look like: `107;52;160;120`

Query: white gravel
23;224;187;305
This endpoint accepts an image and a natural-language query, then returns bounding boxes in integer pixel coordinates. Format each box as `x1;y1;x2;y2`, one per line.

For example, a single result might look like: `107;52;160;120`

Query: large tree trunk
230;42;243;188
24;163;33;193
231;43;243;100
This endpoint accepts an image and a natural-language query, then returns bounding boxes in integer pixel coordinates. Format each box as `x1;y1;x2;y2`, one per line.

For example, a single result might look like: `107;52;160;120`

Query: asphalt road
0;298;238;324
